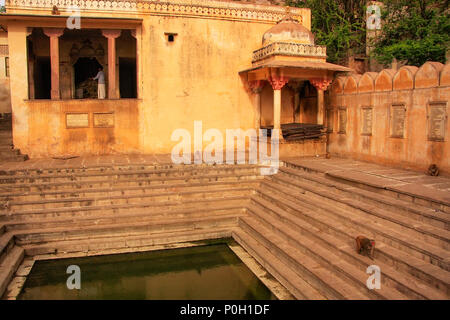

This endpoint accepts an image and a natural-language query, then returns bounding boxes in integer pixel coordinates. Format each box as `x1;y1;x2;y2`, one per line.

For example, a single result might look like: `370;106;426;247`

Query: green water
18;243;277;300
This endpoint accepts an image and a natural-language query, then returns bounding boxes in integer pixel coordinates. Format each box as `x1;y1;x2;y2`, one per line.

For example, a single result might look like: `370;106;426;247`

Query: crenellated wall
327;62;450;175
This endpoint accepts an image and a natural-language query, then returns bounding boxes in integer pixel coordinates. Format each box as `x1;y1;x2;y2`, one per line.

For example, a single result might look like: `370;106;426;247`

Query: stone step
238;216;371;300
0;196;249;222
266;176;450;249
0;232;14;265
0;246;24;298
0;155;27;163
254;186;450;272
0;172;262;194
14;213;241;245
0;174;263;200
279;166;450;230
23;227;233;257
283;161;450;214
0;149;20;156
0;164;261;183
0;162;260;176
5;204;244;232
0;185;254;212
0;148;15;154
247;200;449;299
232;228;327;300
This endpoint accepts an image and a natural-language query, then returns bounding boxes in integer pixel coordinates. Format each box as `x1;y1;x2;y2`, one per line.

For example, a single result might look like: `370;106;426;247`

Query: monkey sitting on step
355;236;375;260
427;164;439;177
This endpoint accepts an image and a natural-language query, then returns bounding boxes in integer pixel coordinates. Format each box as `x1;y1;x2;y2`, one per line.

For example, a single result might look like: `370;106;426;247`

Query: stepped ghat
0;155;449;300
0;0;448;301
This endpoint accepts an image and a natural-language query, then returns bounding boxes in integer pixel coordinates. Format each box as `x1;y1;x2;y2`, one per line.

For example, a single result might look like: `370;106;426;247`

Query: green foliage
0;6;5;13
372;0;450;66
286;0;367;64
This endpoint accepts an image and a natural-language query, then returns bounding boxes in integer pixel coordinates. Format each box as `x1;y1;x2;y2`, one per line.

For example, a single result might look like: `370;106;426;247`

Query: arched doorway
73;57;102;99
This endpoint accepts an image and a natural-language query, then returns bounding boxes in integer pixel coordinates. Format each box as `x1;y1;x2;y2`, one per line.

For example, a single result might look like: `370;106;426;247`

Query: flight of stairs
0;114;28;163
0;160;449;299
0;163;263;298
233;164;450;300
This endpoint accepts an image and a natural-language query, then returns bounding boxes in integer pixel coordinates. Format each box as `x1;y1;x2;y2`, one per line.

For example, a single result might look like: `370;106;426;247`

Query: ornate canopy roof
262;15;315;46
240;11;352;90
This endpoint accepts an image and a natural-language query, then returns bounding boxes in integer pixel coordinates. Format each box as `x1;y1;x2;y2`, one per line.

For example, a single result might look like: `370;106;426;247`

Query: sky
0;0;4;7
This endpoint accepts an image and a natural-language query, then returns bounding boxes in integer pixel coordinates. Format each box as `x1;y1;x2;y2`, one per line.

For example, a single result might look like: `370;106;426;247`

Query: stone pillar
43;28;64;100
131;29;140;99
310;78;332;125
317;89;324;125
268;75;289;140
102;29;121;99
249;80;264;129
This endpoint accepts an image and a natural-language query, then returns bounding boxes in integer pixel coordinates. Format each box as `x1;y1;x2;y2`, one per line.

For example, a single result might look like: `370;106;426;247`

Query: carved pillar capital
130;29;137;39
268;75;289;91
309;78;333;91
248;80;264;94
43;28;64;38
101;29;122;39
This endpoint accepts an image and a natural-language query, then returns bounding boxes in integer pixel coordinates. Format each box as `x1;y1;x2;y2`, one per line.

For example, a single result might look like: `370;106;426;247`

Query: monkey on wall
52;6;60;15
355;236;375;260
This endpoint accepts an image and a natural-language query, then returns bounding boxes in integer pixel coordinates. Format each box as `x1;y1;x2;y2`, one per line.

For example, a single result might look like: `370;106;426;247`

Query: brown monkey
427;164;439;177
355;236;375;260
52;5;60;15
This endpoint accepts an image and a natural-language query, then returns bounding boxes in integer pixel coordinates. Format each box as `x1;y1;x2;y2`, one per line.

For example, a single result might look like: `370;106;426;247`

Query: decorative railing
5;0;305;23
252;42;327;62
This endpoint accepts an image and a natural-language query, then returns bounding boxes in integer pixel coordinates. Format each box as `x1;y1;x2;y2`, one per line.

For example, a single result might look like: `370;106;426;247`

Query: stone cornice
5;0;307;23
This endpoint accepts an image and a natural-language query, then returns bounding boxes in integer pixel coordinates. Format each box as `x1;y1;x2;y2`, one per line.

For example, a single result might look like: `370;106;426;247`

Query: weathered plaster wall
26;99;140;157
7;23;29;150
327;62;450;175
0;32;11;114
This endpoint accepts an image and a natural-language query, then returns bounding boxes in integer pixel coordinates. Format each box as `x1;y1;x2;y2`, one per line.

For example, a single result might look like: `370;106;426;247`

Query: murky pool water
18;243;277;300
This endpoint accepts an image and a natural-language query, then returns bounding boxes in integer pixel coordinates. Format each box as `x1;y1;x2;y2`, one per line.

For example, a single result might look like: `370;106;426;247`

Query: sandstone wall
327;62;450;175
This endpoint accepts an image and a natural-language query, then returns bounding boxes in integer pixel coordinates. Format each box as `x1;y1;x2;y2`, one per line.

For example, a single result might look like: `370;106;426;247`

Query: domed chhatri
262;15;315;46
252;13;326;64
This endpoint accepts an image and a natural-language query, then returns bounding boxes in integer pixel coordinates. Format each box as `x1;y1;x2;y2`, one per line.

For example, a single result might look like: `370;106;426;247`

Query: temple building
0;0;350;158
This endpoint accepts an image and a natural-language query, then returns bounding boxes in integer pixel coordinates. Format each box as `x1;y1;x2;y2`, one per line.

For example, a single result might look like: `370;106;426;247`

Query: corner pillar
102;29;122;99
131;28;141;99
268;75;289;140
310;78;332;125
43;28;64;100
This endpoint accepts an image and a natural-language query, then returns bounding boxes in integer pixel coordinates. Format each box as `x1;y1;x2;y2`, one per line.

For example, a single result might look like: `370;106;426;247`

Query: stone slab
388;184;450;207
326;170;407;189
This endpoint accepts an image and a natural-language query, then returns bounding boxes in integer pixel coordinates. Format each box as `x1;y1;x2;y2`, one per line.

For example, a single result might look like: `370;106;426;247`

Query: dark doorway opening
74;57;102;99
33;57;51;99
119;58;137;98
